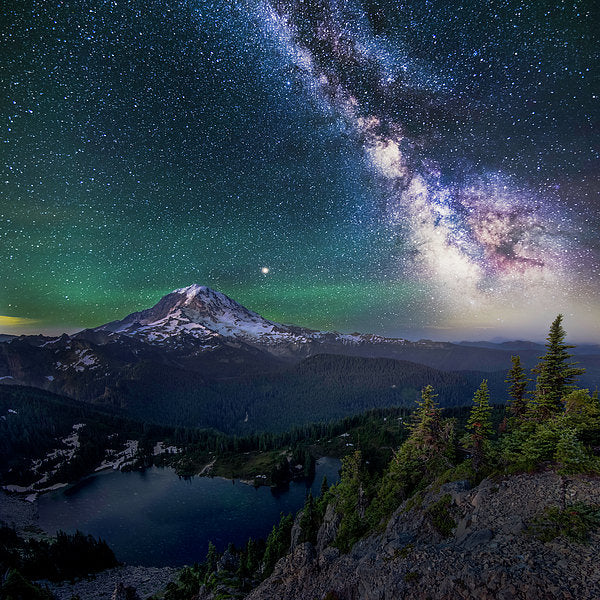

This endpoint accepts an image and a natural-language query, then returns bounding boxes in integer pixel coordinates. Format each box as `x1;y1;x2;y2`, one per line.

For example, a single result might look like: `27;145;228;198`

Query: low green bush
425;494;456;537
528;503;600;543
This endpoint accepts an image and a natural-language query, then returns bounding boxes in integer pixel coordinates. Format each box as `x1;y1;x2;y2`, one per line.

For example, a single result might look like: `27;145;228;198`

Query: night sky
1;0;598;340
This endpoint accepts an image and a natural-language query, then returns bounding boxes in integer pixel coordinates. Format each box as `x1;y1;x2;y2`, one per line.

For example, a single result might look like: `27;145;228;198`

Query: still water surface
37;457;340;566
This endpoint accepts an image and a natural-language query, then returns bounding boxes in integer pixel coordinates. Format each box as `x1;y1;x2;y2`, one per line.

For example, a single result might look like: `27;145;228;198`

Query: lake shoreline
2;459;339;598
36;460;340;567
1;455;338;528
1;491;178;599
40;565;178;600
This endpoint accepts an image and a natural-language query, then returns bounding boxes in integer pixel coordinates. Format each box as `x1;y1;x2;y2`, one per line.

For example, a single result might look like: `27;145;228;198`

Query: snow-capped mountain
94;284;295;347
90;284;412;354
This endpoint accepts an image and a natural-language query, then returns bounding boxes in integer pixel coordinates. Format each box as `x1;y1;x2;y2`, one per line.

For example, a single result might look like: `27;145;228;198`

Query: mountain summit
93;284;416;353
96;284;285;345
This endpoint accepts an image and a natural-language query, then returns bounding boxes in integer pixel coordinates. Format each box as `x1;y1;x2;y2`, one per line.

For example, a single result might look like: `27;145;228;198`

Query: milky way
1;0;598;339
253;0;597;330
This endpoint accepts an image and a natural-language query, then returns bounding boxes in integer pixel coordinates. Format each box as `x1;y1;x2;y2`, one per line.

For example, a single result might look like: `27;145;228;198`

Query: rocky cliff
245;471;600;600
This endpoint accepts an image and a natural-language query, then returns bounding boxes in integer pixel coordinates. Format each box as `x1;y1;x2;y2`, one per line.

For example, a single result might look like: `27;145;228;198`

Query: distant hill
458;339;600;356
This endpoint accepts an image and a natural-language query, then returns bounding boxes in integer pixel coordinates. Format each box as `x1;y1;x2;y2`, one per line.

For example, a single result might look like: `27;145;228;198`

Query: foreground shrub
528;503;600;543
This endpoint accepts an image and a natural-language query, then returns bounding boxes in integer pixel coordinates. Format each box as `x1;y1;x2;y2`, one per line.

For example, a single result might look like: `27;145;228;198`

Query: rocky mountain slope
245;470;600;600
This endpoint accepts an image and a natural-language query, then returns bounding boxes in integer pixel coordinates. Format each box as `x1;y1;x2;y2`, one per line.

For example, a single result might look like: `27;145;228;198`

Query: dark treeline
0;525;118;581
171;405;415;453
2;315;597;600
0;524;118;598
0;386;172;486
102;354;509;433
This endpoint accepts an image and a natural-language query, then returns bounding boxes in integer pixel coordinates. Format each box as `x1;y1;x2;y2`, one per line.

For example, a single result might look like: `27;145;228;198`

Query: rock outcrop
245;471;600;600
111;582;141;600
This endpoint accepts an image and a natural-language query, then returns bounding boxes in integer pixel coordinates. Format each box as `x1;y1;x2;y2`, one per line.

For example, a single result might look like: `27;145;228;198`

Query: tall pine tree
532;315;585;419
368;386;454;524
505;355;529;422
465;380;493;472
409;384;443;451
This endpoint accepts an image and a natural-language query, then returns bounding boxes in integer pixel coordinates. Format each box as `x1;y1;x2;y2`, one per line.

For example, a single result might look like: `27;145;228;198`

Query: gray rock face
458;527;494;550
289;509;304;552
317;503;342;552
444;479;471;503
245;471;600;600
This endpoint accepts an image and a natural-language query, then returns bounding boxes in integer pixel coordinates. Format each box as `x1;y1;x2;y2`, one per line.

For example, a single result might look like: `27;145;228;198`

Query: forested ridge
101;353;510;433
0;350;511;489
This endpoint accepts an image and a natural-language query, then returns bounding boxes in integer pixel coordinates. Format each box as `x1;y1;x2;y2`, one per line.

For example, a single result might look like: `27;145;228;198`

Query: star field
1;0;598;340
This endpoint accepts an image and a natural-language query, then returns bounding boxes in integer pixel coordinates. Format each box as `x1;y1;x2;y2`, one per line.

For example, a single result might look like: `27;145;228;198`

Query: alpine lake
37;457;341;567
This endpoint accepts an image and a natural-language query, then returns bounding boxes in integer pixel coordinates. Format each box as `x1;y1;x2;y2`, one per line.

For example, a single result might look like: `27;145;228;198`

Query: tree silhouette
532;315;585;419
505;355;529;422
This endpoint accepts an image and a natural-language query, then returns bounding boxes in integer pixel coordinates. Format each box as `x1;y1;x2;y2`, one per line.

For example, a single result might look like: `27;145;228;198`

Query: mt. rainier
92;284;411;356
96;284;310;346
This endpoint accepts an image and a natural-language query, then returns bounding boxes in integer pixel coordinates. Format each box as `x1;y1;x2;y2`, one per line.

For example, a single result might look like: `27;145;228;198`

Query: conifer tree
203;541;218;582
319;475;329;499
299;492;318;544
239;537;261;578
331;450;367;551
532;315;585;419
409;384;443;452
303;450;315;479
465;380;493;471
505;355;529;421
262;514;292;577
367;386;454;525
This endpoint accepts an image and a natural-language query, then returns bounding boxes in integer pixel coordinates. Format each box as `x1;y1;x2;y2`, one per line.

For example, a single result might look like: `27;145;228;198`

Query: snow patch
95;440;139;471
152;442;180;456
2;423;86;494
40;338;60;347
72;348;99;371
173;283;211;301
